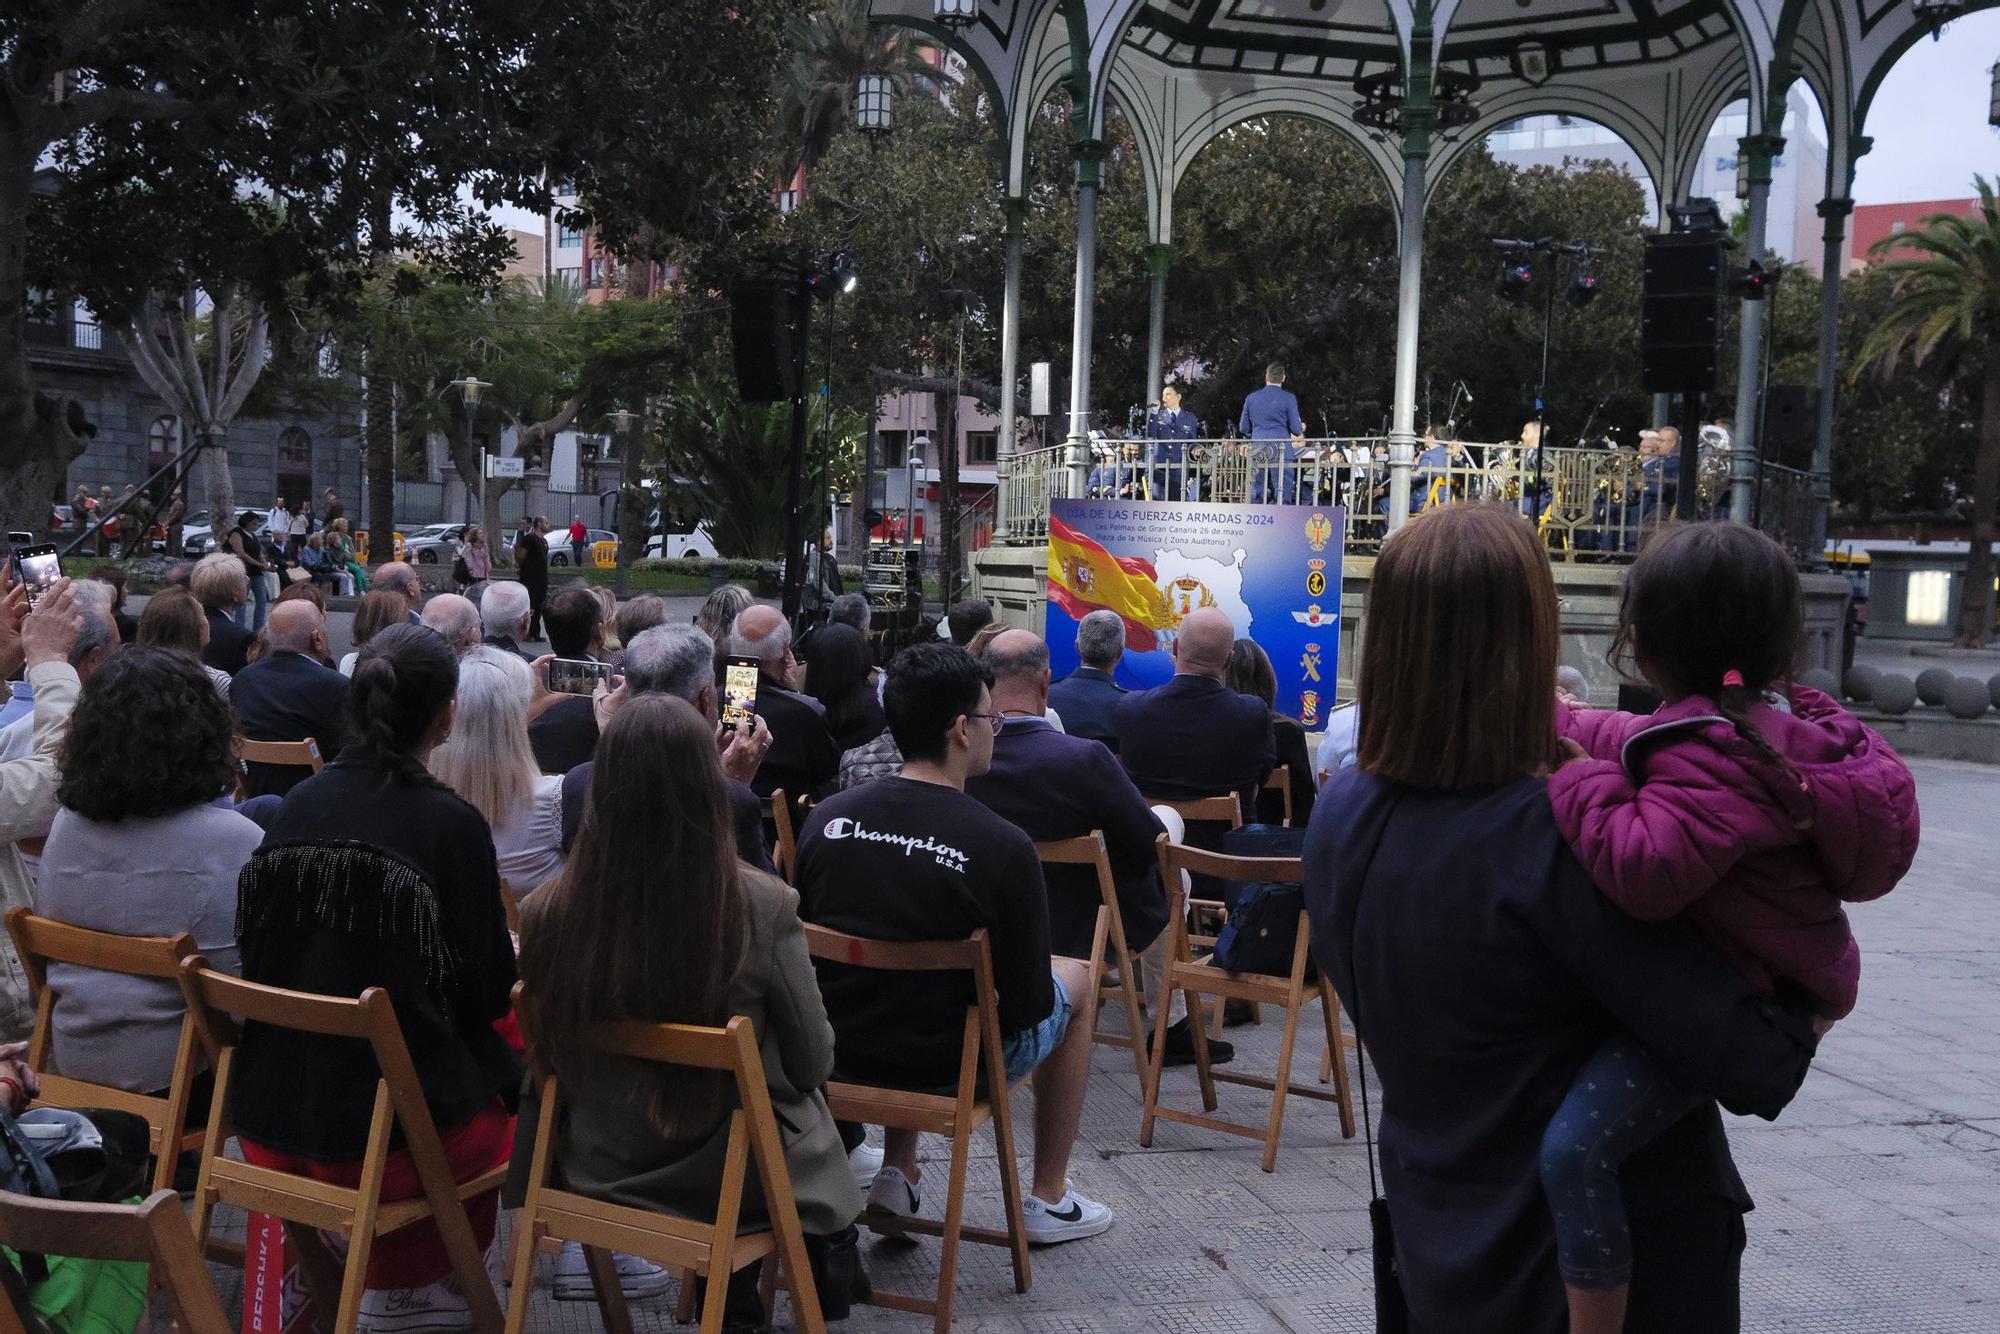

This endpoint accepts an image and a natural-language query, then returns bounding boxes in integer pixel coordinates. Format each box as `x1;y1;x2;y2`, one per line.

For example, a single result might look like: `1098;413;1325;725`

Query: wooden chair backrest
1147;794;1244;829
1262;766;1293;826
1154;833;1304;888
769;788;799;882
0;1190;229;1334
237;737;325;772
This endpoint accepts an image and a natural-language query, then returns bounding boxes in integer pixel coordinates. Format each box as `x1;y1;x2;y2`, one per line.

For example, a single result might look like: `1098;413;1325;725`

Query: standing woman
1301;504;1819;1334
515;695;867;1326
222;511;271;632
1226;638;1316;827
233;624;518;1326
458;526;492;592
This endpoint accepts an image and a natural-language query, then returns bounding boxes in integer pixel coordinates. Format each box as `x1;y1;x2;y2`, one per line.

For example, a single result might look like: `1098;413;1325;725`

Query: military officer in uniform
1147;382;1200;502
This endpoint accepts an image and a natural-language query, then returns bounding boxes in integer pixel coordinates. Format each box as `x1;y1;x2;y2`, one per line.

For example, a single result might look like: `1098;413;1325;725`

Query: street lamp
451;375;492;526
933;0;979;29
606;408;638;595
1990;60;2000;127
856;76;893;140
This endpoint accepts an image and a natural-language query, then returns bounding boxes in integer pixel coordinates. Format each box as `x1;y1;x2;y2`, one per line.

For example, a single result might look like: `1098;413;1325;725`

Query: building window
555;266;582;291
147;416;180;466
777;188;801;215
965;431;998;464
1905;570;1950;627
551;176;577;196
558;223;583;248
1890;221;1906;235
586;257;608;289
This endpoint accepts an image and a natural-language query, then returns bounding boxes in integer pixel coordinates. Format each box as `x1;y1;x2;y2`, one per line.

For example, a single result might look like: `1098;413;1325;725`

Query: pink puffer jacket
1549;686;1919;1019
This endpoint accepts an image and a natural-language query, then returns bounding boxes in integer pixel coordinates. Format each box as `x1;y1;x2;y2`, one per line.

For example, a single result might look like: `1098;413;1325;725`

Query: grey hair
830;592;870;630
420;594;482;653
68;580;116;666
727;611;790;666
479;581;531;639
985;632;1050;683
621;624;716;703
1075;610;1126;668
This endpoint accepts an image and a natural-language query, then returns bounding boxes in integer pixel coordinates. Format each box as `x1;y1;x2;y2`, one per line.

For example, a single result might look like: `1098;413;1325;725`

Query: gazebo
870;0;1988;554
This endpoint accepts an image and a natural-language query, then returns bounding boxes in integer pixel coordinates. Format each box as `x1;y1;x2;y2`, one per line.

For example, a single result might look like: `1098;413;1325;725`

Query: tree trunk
364;190;396;565
1959;356;2000;647
0;155;89;532
200;430;234;536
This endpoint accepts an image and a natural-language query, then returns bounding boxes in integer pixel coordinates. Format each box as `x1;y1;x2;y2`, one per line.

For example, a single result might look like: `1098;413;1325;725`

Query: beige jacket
0;662;81;1041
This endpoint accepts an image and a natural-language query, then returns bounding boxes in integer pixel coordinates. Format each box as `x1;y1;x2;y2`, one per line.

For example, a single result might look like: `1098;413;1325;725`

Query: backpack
1209;824;1310;976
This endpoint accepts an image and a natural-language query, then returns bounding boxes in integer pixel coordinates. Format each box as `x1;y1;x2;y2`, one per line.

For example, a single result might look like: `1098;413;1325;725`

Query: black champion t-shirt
794;775;1055;1090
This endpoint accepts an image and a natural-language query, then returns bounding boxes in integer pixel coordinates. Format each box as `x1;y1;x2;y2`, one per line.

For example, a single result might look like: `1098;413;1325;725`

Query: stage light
1733;260;1776;301
1668;198;1726;235
1566;273;1599;308
1497;260;1534;305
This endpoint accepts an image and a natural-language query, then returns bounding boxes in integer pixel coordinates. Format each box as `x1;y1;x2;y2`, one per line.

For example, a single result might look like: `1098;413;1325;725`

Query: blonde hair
190;553;248;610
428;647;539;829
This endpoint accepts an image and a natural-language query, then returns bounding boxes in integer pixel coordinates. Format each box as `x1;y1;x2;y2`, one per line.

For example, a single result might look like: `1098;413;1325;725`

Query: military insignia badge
1300;643;1322;683
1306;558;1326;599
1299;689;1321;726
1305;512;1333;552
1291;604;1336;627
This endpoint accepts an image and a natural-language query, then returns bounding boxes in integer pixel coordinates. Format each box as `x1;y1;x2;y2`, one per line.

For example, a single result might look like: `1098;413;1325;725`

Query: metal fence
997;437;1817;563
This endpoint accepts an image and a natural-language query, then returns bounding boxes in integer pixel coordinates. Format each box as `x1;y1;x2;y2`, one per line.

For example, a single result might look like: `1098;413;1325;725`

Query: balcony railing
998;437;1816;562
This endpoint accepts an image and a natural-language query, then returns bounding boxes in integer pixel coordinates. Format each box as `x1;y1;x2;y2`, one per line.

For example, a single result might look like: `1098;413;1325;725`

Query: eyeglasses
965;712;1005;735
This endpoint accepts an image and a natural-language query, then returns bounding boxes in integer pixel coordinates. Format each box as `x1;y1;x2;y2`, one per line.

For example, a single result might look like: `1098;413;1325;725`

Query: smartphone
547;658;609;697
721;655;761;731
11;545;60;612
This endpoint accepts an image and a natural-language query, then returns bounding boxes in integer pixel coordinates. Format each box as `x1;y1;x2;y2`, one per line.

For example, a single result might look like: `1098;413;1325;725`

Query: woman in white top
429;647;565;900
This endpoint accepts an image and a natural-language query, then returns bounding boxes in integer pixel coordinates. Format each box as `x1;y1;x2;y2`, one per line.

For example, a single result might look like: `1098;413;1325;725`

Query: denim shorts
1001;973;1073;1083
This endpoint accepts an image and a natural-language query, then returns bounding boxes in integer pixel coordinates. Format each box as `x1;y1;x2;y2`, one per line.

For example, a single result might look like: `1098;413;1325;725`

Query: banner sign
1045;498;1344;731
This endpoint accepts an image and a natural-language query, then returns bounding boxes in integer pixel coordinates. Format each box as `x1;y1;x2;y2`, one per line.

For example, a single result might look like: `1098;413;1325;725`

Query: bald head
265;599;325;656
1172;608;1235;679
375;561;421;610
985;629;1051;714
420;593;483;654
729;604;795;684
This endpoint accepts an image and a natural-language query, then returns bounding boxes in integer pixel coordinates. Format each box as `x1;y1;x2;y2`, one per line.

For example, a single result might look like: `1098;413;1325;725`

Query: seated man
1045;609;1126;751
372;560;425;625
418;592;483;656
230;599;350;797
795;644;1113;1245
967;630;1222;1066
559;624;772;871
527;583;606;773
478;581;537;662
1115;606;1274;818
729;605;838;801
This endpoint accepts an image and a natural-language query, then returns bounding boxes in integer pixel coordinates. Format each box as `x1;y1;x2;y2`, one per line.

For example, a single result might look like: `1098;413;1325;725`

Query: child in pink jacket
1542;522;1919;1334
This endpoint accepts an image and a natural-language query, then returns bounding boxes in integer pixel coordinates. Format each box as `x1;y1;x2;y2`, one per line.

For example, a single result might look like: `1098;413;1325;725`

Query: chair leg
1319;975;1358;1139
1139;973;1175;1149
332;1220;377;1334
501;1218;539;1334
283;1223;346;1334
933;1117;975;1334
1260;992;1307;1174
674;1269;698;1324
989;1091;1032;1296
698;1238;735;1334
585;1245;636;1334
1113;937;1151;1101
1187;983;1219;1113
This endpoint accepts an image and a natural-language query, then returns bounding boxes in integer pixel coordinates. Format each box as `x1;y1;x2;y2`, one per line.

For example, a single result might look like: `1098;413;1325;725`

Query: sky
1850;11;2000;205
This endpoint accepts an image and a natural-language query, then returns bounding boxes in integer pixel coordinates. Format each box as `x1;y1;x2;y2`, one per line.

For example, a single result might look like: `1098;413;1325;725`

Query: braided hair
1611;522;1804;777
344;623;458;791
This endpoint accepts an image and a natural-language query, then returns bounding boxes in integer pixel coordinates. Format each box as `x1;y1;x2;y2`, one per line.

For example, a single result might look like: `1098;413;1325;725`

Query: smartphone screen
721;655;760;731
12;545;60;612
547;658;609;697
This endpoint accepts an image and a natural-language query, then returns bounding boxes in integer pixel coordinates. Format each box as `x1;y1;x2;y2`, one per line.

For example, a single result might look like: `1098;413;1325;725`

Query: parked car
180;511;268;557
403;523;466;564
547;528;618;567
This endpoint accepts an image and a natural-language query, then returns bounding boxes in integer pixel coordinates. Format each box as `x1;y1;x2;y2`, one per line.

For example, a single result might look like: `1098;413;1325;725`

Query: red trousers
241;1101;515;1290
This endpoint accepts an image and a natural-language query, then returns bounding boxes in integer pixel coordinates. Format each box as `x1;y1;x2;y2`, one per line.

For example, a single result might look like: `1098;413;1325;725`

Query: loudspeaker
1761;385;1816;455
1641;236;1724;394
730;278;810;401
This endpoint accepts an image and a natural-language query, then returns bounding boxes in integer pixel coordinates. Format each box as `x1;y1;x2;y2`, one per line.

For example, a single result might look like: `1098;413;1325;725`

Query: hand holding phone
547;658;611;697
721;655;760;731
11;545;60;612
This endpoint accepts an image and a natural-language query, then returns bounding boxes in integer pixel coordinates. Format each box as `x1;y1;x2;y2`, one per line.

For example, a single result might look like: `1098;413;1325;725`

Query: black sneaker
1150;1017;1234;1067
1223;1000;1259;1028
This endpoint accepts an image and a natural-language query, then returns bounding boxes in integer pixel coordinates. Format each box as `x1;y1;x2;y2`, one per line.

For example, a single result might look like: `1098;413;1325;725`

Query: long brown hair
517;694;747;1136
1357;504;1560;789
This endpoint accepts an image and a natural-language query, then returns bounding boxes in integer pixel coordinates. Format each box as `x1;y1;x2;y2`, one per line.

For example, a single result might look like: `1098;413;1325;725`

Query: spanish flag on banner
1047;514;1176;652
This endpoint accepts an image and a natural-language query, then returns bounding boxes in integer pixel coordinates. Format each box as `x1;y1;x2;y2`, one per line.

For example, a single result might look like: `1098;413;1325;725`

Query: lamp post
932;0;979;27
607;407;637;596
855;76;893;141
1990;60;2000;127
450;375;492;528
812;254;857;568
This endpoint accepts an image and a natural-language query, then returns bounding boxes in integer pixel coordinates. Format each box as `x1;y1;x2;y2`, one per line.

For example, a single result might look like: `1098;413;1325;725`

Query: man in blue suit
230;600;350;797
1238;362;1306;504
1047;610;1126;751
968;629;1225;1066
1146;383;1200;501
1114;606;1274;818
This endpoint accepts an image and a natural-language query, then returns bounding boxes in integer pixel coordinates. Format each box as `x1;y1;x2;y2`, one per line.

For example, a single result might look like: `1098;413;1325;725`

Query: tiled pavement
207;757;1998;1330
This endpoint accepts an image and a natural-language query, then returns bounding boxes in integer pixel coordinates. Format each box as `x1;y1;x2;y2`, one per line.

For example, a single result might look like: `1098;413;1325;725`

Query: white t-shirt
492;772;566;899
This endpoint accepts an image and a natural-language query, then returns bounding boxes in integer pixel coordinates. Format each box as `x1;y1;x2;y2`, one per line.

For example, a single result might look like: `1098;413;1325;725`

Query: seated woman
190;553;254;676
1302;504;1818;1333
35;649;262;1097
233;625;519;1326
804;623;886;754
516;695;868;1327
1226;637;1316;828
430;647;566;901
338;589;407;677
136;586;234;698
299;533;336;590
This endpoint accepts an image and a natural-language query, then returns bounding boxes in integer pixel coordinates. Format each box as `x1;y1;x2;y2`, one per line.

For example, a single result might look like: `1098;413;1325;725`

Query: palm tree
1854;178;2000;647
774;0;939;177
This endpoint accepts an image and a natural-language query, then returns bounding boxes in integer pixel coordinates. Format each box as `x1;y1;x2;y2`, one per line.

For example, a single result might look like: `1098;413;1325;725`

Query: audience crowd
0;504;1917;1334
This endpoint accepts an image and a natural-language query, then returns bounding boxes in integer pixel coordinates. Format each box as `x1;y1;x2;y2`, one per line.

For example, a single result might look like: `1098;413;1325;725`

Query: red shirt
568;521;587;543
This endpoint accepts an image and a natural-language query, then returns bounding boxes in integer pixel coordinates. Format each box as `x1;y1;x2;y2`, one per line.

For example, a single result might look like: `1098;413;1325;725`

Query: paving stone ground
202;757;1998;1331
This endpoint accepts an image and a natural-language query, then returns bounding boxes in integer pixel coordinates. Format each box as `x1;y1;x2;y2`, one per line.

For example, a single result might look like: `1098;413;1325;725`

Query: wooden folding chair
177;959;506;1334
235;737;324;798
1144;793;1247;1036
1140;836;1356;1173
768;788;799;883
506;989;824;1334
0;1190;229;1334
4;909;206;1197
1034;835;1150;1099
802;925;1031;1334
1262;765;1294;826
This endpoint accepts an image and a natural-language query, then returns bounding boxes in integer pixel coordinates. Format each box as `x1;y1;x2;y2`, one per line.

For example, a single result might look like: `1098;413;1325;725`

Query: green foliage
773;0;942;177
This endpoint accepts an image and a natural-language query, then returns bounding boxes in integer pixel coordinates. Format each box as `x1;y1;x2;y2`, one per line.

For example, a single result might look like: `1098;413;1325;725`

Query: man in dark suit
1115;606;1275;814
1238;361;1307;504
478;581;538;663
1047;609;1126;751
557;623;772;869
231;600;349;797
1146;382;1200;501
731;604;838;801
528;583;605;773
968;630;1225;1066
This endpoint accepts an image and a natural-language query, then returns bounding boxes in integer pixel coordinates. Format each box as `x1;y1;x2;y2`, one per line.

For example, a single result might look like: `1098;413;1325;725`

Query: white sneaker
357;1276;474;1334
864;1165;921;1222
1021;1188;1115;1245
847;1138;885;1190
551;1241;673;1301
